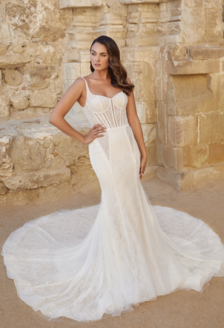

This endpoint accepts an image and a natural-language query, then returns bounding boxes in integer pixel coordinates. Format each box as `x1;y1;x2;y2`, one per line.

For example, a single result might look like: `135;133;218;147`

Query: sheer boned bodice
80;77;129;129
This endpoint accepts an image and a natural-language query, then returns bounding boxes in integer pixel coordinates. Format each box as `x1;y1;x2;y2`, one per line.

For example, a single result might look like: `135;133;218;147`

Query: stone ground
0;177;224;328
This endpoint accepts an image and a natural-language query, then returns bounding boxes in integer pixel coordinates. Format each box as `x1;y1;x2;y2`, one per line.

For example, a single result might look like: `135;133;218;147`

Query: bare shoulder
71;76;86;91
74;76;85;85
63;77;86;100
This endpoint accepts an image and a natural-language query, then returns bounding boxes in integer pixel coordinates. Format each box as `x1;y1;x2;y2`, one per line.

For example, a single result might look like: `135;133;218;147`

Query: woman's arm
126;77;147;179
49;77;106;144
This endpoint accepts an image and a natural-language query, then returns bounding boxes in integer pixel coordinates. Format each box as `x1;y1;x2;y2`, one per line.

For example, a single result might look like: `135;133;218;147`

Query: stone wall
0;0;224;205
156;0;224;190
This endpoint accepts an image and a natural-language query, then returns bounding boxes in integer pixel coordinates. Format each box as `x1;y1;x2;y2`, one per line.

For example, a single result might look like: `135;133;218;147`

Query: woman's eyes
91;53;106;57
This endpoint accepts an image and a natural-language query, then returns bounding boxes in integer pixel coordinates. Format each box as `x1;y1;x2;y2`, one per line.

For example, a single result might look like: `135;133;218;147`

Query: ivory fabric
2;76;224;322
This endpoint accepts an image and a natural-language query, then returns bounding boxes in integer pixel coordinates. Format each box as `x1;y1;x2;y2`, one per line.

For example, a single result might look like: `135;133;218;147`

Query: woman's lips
95;64;101;66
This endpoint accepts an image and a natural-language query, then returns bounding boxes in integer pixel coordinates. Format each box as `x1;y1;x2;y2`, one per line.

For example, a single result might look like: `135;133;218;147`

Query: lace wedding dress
2;76;224;322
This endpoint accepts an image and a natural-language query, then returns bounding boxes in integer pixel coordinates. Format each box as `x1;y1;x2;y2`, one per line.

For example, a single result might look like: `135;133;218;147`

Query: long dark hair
90;35;135;96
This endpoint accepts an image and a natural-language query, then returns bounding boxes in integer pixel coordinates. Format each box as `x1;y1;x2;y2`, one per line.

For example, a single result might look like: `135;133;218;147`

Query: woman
2;36;224;323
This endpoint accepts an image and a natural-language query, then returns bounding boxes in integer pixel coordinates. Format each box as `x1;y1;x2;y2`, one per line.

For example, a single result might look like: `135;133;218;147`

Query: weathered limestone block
180;165;224;191
135;61;156;103
219;74;224;111
156;142;165;167
51;55;62;65
126;4;160;43
182;0;220;8
125;60;157;125
166;44;191;62
0;22;13;44
168;115;197;147
156;101;167;143
122;46;158;66
142;7;160;23
60;0;103;8
159;0;182;23
167;75;213;116
120;0;160;4
165;59;220;75
99;12;126;27
195;74;224;113
25;43;50;59
16;120;59;140
128;13;140;26
65;49;81;63
0;181;72;207
10;136;47;172
30;75;51;90
4;69;23;86
164;145;185;171
63;62;81;81
198;112;224;144
0;95;10;120
53;130;90;166
0;136;13;178
2;168;71;191
157;164;224;191
156;21;181;37
0;54;31;69
0;181;7;194
179;7;205;44
126;35;160;47
10;92;30;111
42;53;53;65
158;144;208;171
138;22;157;37
136;101;156;124
146;141;156;167
208;143;224;164
155;60;163;101
12;44;26;54
186;46;224;60
10;107;51;121
142;124;156;146
0;42;9;55
30;90;58;108
184;145;208;169
204;8;223;42
23;65;58;90
0;4;4;20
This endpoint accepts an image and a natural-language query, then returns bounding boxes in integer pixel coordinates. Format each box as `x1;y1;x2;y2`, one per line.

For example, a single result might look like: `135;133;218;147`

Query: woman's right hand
83;124;107;144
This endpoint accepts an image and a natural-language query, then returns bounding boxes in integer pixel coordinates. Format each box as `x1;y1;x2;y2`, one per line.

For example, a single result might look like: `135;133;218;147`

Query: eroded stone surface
30;90;58;108
208;143;224;165
168;115;197;148
0;94;10;120
0;117;96;198
3;168;71;191
4;69;23;86
167;75;213;116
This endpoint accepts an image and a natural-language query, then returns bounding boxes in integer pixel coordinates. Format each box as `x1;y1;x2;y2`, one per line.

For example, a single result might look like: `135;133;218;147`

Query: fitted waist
102;123;131;131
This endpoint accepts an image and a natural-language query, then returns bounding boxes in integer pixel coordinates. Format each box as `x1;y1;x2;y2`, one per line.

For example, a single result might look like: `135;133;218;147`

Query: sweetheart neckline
81;76;126;100
88;89;124;100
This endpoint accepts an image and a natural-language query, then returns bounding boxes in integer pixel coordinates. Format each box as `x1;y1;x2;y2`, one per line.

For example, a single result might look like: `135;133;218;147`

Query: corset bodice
80;76;129;129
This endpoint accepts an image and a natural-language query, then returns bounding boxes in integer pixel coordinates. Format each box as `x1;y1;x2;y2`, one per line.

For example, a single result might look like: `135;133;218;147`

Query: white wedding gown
2;76;224;322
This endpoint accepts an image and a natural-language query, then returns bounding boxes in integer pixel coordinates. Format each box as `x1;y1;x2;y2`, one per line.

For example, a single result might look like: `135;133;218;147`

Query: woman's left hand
139;154;147;180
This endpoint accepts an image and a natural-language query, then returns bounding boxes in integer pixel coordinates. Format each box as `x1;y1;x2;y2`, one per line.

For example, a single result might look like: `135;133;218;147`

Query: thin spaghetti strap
80;76;89;94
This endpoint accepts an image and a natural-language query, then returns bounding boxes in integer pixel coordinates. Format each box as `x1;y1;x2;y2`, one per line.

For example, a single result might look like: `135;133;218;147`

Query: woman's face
90;42;109;71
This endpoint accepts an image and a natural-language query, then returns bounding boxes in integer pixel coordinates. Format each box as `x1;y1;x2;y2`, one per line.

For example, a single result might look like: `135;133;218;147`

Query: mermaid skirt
2;124;224;322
